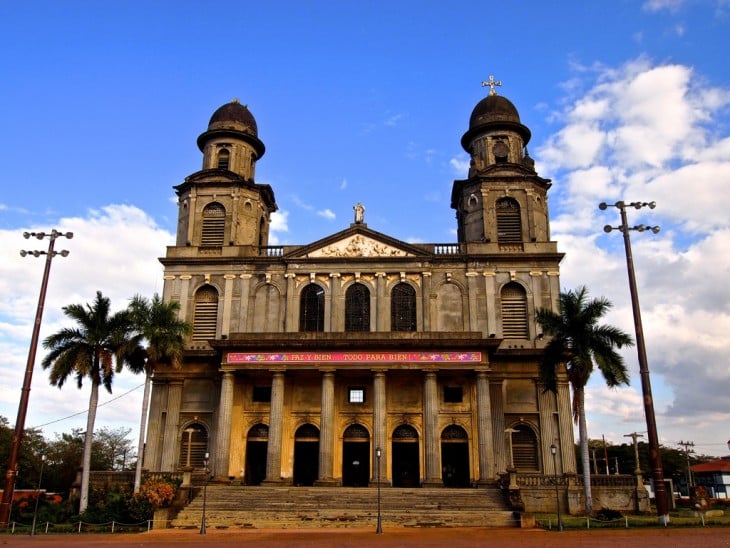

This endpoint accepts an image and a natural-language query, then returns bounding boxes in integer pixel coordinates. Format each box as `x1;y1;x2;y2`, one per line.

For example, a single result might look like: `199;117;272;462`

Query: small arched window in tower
193;285;219;340
345;283;370;332
501;282;529;339
492;139;509;163
511;424;539;472
496;198;522;244
300;284;325;332
217;148;230;170
391;282;416;331
201;202;225;246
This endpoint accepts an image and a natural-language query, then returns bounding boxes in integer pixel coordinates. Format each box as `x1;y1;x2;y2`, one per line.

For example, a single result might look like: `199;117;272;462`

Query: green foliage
594;507;623;521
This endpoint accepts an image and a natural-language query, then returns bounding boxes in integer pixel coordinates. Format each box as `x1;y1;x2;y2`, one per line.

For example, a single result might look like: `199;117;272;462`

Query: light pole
200;452;209;535
375;446;382;534
30;455;46;536
0;230;73;527
550;444;563;531
600;201;668;524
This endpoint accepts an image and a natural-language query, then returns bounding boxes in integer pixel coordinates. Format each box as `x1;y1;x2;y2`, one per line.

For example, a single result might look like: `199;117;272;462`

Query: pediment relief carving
308;234;413;258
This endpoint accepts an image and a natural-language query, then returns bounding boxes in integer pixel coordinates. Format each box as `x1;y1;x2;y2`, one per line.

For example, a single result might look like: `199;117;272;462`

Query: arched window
300;284;325;332
201;202;225;246
496;197;522;244
501;282;528;339
511;424;539;472
345;283;370;332
178;423;208;469
193;285;219;340
217;148;230;170
391;283;416;331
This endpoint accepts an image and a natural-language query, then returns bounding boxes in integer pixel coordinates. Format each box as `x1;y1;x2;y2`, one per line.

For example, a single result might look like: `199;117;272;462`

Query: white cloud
317;208;336;220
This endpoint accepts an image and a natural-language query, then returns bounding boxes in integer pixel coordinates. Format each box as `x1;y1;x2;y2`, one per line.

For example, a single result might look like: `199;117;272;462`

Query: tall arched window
178;423;209;469
201;202;225;246
216;148;230;170
391;282;416;331
496;197;522;244
501;282;528;339
345;283;370;332
193;285;219;340
511;424;539;472
300;284;325;332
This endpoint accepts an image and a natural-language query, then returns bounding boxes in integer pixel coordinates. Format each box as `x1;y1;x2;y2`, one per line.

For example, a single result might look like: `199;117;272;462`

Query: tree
127;294;191;491
536;286;633;515
41;291;137;513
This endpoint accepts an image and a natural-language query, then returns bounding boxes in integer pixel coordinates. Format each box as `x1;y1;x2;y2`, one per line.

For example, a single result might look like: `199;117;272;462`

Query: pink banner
227;351;482;364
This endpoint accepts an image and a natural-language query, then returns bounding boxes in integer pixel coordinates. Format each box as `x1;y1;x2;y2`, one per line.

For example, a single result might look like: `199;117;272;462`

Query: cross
481;75;502;96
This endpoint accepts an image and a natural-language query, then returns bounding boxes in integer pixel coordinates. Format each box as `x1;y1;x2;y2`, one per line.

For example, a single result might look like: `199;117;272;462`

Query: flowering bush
137;480;176;508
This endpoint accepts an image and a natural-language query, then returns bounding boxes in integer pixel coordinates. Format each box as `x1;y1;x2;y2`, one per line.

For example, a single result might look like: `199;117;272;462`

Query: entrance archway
342;424;370;487
293;423;319;486
244;423;268;485
392;424;420;487
440;424;470;487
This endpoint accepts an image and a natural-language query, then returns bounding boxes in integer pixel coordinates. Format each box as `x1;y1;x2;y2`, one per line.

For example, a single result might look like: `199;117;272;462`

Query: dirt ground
1;526;729;548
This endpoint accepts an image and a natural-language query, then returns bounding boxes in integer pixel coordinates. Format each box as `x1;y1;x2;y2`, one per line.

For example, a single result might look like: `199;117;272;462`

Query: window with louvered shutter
201;202;225;246
216;149;230;169
391;282;416;331
193;286;218;340
496;198;522;243
501;282;529;339
178;423;209;468
511;425;538;471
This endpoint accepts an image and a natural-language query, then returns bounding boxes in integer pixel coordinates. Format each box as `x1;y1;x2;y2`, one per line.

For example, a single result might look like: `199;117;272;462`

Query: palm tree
127;294;191;492
41;291;137;514
536;285;633;515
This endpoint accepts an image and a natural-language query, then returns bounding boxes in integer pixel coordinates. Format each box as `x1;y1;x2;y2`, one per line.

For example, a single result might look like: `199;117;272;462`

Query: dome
461;94;531;151
197;99;265;158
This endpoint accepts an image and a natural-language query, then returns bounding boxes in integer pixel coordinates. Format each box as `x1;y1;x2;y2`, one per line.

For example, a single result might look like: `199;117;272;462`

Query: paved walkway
1;527;729;547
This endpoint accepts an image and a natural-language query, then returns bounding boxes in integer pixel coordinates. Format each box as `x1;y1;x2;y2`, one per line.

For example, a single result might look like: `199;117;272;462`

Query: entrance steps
171;485;517;529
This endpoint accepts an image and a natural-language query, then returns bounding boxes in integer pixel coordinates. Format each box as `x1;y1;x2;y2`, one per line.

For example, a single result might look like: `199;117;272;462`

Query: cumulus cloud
317;208;336;220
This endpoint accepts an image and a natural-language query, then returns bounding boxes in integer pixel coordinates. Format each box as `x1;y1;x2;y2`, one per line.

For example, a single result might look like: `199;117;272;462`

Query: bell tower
174;100;277;253
451;80;552;250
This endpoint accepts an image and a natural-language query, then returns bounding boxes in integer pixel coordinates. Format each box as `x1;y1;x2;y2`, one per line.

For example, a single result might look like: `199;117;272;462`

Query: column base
261;478;289;486
421;480;444;488
368;480;391;487
314;479;341;487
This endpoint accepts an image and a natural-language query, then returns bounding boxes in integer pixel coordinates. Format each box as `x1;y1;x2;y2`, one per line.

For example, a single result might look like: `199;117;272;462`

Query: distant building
692;458;730;499
143;89;580;497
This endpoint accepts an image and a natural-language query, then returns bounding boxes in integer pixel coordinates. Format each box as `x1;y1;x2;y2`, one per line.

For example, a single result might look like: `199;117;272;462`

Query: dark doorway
293;424;320;486
392;424;420;487
245;424;268;485
342;424;370;487
441;424;470;487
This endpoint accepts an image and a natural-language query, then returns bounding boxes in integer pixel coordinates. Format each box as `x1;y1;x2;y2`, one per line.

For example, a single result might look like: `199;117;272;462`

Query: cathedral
143;85;578;494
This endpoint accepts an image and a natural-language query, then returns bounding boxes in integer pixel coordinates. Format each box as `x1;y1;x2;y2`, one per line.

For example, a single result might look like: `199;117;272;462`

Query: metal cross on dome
481;75;502;96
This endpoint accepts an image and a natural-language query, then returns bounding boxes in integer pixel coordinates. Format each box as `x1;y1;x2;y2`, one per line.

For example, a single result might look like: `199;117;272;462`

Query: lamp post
599;201;668;524
0;230;73;527
375;446;382;534
30;455;46;536
200;452;209;535
550;444;563;531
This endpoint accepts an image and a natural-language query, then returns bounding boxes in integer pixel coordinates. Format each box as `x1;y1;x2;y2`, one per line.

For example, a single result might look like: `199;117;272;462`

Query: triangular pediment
287;225;427;259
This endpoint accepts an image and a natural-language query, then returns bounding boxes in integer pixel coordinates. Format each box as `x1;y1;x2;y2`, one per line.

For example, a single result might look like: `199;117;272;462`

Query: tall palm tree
127;294;191;492
41;291;137;514
536;286;633;515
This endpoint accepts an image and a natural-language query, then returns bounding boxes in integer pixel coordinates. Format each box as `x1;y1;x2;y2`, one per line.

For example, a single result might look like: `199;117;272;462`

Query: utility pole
678;440;695;491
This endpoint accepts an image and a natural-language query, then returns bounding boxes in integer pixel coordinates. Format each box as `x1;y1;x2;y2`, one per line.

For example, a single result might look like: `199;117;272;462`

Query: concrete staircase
171;485;518;529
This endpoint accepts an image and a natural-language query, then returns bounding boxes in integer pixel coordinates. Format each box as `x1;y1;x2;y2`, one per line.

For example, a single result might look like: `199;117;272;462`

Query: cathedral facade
143;88;578;490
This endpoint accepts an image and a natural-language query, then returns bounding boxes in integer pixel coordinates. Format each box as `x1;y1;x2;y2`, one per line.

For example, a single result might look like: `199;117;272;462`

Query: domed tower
451;83;551;248
174;100;277;252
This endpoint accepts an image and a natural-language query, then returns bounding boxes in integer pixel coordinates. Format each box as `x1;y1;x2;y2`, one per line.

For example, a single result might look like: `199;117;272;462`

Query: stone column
284;273;297;332
264;371;285;483
483;271;497;337
239;274;253;331
214;371;234;479
421;272;431;331
375;273;387;331
178;275;192;323
466;271;479;331
329;273;341;331
372;371;387;484
489;379;507;474
537;381;558;474
557;380;577;474
423;371;441;486
317;370;336;485
160;381;183;471
143;382;164;471
221;274;236;338
476;371;495;483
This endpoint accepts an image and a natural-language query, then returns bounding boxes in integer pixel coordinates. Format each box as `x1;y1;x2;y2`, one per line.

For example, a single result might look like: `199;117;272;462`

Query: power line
30;383;145;429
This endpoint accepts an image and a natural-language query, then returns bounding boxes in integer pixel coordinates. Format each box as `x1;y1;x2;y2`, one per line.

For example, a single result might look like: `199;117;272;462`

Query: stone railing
432;243;462;255
261;246;284;257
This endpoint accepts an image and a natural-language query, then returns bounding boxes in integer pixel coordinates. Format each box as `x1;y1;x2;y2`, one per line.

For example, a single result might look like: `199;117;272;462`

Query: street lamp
0;230;73;527
375;446;382;534
30;455;46;536
200;452;209;535
550;444;563;532
599;201;668;525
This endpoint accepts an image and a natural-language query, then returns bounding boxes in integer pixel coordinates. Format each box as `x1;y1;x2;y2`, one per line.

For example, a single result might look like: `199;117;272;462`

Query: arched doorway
342;424;370;487
178;423;208;469
440;424;470;487
244;423;268;485
392;424;420;487
293;423;319;486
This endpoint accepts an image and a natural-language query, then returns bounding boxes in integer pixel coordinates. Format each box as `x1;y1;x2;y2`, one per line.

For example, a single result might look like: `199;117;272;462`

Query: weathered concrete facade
144;91;582;502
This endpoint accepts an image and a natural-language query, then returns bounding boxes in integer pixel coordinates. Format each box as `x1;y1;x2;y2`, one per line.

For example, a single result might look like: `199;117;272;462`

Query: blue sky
1;1;729;460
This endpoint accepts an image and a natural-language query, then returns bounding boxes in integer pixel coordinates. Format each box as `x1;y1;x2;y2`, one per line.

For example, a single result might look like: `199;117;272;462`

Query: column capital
483;271;496;277
163;274;176;280
223;274;236;280
465;271;479;277
179;274;192;280
240;273;253;279
529;271;544;277
329;272;341;278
